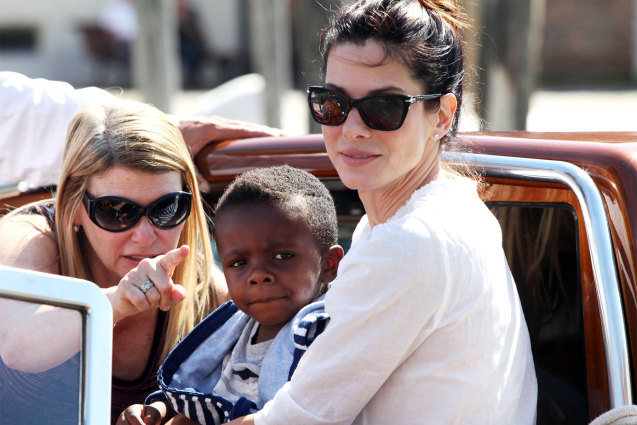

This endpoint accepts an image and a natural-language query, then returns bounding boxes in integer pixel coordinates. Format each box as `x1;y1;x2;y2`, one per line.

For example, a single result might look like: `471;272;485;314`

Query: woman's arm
1;72;284;189
174;115;285;193
165;413;200;425
0;214;60;273
0;71;114;188
0;215;81;372
0;217;191;372
227;414;256;425
175;115;285;159
116;401;172;425
245;227;454;425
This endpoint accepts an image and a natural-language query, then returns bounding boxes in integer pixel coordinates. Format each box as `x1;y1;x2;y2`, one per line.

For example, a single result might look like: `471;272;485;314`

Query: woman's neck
359;160;441;228
82;238;119;288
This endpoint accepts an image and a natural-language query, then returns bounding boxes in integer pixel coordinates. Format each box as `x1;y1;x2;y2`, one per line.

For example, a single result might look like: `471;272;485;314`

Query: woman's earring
73;224;80;233
434;133;440;140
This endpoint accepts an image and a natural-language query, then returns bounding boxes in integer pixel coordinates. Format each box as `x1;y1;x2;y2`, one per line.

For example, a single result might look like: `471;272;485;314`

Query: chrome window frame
444;152;632;408
0;265;113;425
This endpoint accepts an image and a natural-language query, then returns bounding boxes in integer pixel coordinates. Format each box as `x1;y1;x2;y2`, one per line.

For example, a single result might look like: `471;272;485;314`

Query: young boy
118;165;343;425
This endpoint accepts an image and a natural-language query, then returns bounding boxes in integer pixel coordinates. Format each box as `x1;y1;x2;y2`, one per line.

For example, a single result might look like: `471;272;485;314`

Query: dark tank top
21;202;57;232
111;311;168;424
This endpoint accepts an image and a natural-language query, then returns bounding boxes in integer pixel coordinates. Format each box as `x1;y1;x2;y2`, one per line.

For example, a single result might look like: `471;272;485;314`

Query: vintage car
2;130;637;424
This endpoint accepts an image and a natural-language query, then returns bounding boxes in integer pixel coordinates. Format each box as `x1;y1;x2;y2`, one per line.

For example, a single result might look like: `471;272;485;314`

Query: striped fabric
147;299;329;425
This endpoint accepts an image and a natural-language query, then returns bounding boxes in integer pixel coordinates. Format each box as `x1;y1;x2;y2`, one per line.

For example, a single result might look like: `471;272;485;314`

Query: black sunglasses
307;86;442;131
82;191;192;232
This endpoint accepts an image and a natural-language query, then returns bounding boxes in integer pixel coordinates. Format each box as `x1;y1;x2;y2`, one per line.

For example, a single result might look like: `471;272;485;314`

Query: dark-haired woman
229;0;537;424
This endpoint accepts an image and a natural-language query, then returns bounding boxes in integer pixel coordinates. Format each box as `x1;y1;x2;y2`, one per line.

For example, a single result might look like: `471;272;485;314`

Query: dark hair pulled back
319;0;467;143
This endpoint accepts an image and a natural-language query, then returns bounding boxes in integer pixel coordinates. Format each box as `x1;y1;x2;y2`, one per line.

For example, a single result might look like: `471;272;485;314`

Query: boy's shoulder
284;295;329;356
291;295;326;323
154;297;332;422
177;296;328;351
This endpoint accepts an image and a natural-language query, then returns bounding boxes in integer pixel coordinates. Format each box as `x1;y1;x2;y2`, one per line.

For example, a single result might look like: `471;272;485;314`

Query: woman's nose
129;217;158;244
342;107;371;140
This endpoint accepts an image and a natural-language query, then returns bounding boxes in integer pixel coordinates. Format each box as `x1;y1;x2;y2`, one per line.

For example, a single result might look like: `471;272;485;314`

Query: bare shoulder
0;214;60;274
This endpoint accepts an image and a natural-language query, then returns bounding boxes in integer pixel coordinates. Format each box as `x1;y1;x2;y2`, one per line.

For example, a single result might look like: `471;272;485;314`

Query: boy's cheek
223;274;243;298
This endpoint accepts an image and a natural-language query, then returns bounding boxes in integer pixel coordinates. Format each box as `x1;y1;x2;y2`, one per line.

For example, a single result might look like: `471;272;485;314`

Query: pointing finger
171;284;187;304
158;245;190;277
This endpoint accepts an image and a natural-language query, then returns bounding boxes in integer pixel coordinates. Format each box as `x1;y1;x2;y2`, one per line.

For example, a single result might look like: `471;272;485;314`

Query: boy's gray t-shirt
213;320;274;402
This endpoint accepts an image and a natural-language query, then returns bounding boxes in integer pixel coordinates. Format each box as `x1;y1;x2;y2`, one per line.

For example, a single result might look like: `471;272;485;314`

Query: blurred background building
0;0;247;87
0;0;636;132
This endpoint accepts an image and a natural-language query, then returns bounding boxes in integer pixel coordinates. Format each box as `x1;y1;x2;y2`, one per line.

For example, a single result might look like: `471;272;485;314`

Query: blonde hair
55;99;217;361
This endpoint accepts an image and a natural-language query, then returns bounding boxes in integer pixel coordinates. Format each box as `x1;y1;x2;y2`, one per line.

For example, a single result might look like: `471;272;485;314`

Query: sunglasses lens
360;96;406;130
308;87;409;131
309;88;348;125
87;192;192;232
93;199;141;231
149;193;192;228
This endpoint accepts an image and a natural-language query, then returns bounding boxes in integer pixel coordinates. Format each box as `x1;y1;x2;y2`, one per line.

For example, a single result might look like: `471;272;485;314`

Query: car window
0;298;82;425
329;185;364;252
0;266;113;425
490;203;587;425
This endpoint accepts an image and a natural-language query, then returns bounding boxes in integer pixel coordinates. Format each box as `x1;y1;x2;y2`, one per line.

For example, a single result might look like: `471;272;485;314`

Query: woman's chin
337;171;376;192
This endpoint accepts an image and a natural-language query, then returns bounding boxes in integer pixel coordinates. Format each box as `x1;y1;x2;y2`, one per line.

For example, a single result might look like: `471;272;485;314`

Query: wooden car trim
0;186;55;216
450;151;631;408
482;179;609;416
456;133;637;386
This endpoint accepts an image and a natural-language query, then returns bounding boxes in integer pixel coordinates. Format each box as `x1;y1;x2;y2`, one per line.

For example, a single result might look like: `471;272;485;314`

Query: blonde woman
0;100;230;425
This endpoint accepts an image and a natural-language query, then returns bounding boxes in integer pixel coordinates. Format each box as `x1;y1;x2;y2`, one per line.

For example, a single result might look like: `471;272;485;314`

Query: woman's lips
122;254;156;265
125;255;153;260
340;151;380;166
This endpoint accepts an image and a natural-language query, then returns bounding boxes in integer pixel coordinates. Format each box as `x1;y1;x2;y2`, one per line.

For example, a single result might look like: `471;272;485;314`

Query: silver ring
139;280;155;294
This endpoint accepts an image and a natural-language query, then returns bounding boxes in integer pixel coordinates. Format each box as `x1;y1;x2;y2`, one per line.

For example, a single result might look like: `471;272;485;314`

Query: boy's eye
228;259;246;268
273;252;293;260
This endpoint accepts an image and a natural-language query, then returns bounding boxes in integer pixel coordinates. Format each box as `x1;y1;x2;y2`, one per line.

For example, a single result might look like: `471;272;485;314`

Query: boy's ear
322;245;344;283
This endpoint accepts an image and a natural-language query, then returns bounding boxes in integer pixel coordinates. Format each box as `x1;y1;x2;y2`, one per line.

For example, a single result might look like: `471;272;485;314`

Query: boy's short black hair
214;165;339;250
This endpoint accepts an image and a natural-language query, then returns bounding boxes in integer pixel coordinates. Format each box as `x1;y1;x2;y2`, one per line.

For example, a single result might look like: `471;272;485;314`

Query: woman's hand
105;245;190;325
116;402;167;425
226;414;256;425
165;413;200;424
177;115;286;158
176;115;286;192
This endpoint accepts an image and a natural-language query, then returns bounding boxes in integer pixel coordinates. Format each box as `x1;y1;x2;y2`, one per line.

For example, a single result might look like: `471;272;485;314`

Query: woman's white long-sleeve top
255;177;538;425
0;71;114;188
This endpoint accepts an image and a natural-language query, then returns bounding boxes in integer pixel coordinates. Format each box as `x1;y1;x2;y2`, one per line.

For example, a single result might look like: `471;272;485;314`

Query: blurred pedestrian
177;0;206;88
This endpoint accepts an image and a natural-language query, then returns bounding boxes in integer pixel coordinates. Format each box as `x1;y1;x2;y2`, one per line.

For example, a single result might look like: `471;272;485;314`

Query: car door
0;266;113;425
